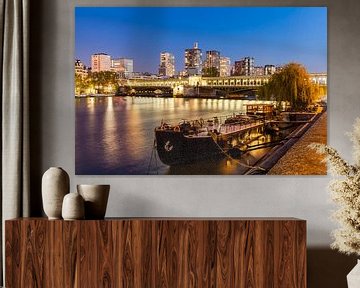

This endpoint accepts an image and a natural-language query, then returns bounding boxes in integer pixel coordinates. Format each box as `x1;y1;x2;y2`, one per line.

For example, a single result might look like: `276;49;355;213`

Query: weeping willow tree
260;63;320;111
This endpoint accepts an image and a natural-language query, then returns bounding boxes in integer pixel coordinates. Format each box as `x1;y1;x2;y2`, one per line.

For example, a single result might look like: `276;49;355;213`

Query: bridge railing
126;73;327;88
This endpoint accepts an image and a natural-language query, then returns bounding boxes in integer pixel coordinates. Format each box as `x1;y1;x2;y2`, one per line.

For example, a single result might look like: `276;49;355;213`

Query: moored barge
155;104;275;166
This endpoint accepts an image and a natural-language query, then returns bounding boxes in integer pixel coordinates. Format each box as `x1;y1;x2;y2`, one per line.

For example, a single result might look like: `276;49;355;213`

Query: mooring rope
212;138;266;171
147;139;159;175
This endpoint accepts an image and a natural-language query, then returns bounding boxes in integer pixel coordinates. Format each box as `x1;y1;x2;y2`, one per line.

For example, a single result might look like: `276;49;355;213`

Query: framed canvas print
75;7;327;175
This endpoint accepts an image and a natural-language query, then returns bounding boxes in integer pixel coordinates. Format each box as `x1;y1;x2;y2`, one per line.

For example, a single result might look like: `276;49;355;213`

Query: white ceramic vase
347;260;360;288
62;192;85;220
42;167;70;219
77;184;110;219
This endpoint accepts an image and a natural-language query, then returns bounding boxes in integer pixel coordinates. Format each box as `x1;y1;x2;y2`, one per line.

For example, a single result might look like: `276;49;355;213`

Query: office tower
204;50;220;76
159;52;175;77
219;56;231;77
184;42;203;76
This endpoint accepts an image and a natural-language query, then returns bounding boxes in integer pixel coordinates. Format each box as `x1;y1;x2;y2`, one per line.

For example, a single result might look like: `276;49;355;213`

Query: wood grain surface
5;218;306;287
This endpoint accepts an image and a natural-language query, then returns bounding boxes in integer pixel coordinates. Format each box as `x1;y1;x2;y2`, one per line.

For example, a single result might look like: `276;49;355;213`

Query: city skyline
75;7;327;73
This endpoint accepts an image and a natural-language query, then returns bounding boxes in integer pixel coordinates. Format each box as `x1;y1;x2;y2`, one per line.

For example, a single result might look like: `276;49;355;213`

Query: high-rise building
220;57;231;77
233;61;242;76
75;59;88;78
242;57;254;76
91;53;111;72
233;57;254;76
159;52;175;77
185;42;203;76
230;65;236;76
204;50;220;76
264;65;276;75
111;58;134;78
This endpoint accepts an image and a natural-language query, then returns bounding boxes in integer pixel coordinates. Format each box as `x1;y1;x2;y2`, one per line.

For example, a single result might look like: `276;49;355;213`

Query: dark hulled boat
155;104;276;166
155;122;223;166
155;114;267;166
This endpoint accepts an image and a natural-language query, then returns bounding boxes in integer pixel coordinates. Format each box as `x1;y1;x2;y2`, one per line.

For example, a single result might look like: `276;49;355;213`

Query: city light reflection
76;96;292;175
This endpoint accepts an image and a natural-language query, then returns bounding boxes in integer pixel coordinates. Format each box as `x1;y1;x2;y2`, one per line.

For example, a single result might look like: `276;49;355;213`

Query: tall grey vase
42;167;70;219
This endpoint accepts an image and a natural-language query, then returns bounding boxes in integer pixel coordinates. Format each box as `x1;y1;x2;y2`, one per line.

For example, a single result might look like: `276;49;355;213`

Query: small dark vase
77;184;110;219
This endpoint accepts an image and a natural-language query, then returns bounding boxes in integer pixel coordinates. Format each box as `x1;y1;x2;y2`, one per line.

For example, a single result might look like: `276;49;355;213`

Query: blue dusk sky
75;7;327;73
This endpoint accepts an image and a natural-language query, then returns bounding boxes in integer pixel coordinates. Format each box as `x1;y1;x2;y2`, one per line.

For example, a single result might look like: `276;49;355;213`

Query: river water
76;96;289;175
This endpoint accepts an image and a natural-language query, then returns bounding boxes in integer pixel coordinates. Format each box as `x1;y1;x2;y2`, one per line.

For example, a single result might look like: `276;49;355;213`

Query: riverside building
91;53;111;72
111;58;134;78
234;57;254;76
75;59;88;78
264;65;276;75
253;66;264;76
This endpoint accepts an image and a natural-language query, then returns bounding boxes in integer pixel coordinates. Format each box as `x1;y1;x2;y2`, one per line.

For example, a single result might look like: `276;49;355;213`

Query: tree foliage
75;71;119;94
75;74;88;94
260;63;320;111
202;67;219;77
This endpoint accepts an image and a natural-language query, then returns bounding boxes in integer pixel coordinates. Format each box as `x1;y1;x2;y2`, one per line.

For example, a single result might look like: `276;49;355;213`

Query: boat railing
219;119;265;134
158;113;266;134
177;112;261;127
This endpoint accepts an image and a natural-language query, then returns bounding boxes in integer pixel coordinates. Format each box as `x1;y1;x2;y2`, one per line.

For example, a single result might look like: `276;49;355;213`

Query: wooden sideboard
5;218;306;287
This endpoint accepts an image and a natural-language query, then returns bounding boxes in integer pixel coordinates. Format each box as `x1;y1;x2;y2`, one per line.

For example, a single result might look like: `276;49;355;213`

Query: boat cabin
245;104;274;118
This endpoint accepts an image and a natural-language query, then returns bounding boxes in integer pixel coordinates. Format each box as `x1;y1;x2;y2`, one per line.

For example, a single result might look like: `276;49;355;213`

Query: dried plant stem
309;118;360;256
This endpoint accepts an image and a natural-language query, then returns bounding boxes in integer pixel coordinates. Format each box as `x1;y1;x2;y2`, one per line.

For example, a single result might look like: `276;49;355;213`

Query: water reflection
76;96;282;175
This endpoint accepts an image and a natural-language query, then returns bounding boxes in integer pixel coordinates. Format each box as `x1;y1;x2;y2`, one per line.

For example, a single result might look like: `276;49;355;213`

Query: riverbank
75;94;254;100
267;112;327;175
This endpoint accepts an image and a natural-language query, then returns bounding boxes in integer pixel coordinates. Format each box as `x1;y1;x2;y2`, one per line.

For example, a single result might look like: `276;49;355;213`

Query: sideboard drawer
5;218;306;287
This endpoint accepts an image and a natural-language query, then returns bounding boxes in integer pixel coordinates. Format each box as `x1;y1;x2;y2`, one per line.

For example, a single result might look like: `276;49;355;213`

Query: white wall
31;0;360;249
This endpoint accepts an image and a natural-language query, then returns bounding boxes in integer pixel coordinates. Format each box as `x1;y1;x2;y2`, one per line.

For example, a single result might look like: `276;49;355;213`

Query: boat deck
219;120;265;135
